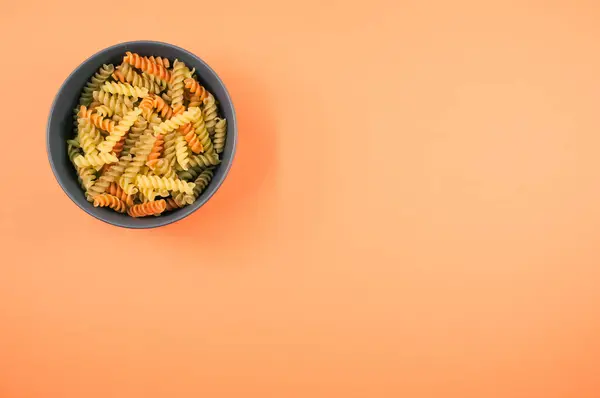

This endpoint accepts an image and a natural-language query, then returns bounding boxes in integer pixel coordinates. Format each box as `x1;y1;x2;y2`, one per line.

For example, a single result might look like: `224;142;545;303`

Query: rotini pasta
93;194;127;213
79;64;114;106
128;200;167;217
67;52;228;217
135;175;195;195
101;82;149;99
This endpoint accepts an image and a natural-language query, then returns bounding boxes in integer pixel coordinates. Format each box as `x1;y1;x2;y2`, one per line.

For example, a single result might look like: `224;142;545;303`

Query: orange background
1;0;600;397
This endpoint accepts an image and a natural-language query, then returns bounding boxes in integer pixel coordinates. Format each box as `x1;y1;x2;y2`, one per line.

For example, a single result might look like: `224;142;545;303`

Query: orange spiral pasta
148;56;170;69
184;78;210;101
139;95;155;119
106;182;134;206
79;105;115;132
178;123;203;153
93;194;127;213
152;94;174;119
123;52;171;83
127;199;167;217
146;134;164;163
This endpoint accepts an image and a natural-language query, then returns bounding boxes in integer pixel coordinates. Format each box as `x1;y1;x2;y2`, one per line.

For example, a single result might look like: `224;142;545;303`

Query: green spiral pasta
79;64;115;106
175;134;190;170
97;108;142;153
135;175;195;195
174;168;214;206
181;153;221;171
177;165;203;181
86;155;133;199
202;94;218;134
168;60;188;108
101;82;149;99
213;117;227;154
119;133;156;195
92;90;134;116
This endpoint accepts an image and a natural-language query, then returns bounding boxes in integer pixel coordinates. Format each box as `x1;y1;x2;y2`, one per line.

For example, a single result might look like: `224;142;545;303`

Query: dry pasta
67;52;228;217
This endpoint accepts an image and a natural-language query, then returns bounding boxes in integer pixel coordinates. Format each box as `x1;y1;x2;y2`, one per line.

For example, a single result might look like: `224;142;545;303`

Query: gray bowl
47;41;237;228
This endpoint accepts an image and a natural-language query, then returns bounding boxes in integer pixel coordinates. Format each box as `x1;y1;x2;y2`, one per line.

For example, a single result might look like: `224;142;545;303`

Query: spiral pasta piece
183;78;210;102
175;134;190;170
178;122;203;154
146;134;164;163
188;94;202;108
122;116;147;157
76;119;101;155
113;63;162;94
177;165;202;181
183;153;221;170
152;107;201;136
146;158;176;179
87;155;132;199
127;200;167;217
79;105;116;132
202;94;218;134
119;132;156;194
169;60;188;109
107;182;134;206
191;112;215;156
98;108;142;153
164;197;181;211
101;82;149;99
135;175;195;195
73;151;119;168
138;188;157;202
174;168;214;205
79;64;114;106
93;194;127;213
95;104;113;117
123;52;171;83
139;95;155;119
213;117;227;154
92;90;134;117
148;56;170;69
68;143;97;191
152;94;174;120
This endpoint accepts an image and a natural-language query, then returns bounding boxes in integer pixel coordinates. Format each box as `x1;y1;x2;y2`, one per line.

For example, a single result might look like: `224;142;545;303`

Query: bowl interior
47;41;236;228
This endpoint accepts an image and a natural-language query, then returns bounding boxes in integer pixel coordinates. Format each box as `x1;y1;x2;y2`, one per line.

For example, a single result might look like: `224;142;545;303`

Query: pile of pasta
67;52;227;217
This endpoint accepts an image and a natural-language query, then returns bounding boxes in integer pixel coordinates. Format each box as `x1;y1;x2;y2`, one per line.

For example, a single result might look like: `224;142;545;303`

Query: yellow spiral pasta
101;82;149;99
147;158;176;179
92;90;134;116
119;133;156;195
95;104;113;117
97;108;142;153
68;143;97;190
191;112;216;156
135;175;195;195
152;106;201;136
73;152;119;168
168;60;188;108
76;119;102;155
213;117;227;154
174;134;190;170
79;64;114;106
202;94;218;134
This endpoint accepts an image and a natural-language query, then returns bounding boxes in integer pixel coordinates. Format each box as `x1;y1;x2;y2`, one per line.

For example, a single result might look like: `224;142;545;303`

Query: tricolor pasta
68;52;228;217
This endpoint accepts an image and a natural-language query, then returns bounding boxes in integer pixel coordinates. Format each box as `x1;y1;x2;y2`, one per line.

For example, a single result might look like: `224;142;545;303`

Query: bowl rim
46;40;237;229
